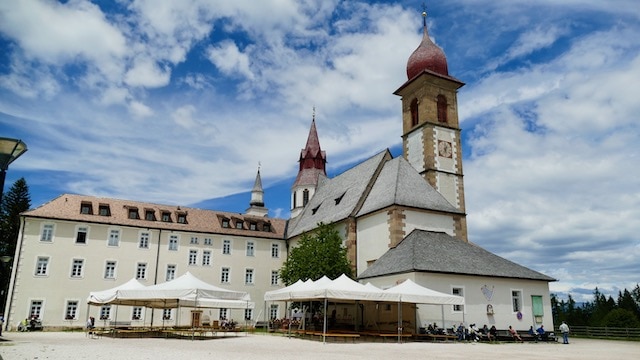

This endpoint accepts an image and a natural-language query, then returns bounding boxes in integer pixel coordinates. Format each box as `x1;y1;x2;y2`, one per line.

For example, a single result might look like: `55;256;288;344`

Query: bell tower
394;11;468;241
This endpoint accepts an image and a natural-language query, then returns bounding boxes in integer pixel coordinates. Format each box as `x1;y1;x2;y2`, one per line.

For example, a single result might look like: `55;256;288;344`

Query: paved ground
1;331;639;360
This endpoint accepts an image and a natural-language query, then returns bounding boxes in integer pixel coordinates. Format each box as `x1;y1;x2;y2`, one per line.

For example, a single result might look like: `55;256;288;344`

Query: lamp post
0;137;28;205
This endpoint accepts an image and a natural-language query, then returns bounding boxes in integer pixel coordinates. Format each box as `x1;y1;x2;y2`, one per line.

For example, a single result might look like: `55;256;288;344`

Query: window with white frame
270;270;279;286
245;268;254;285
269;304;278;320
204;238;212;246
30;300;43;318
104;261;116;279
246;241;254;256
139;232;150;249
221;267;230;283
219;308;228;320
108;229;120;247
512;290;522;312
100;305;111;320
168;235;178;251
35;256;49;276
244;308;252;320
136;263;147;279
202;250;211;266
71;259;84;278
166;264;176;281
188;250;197;265
222;239;231;254
132;307;143;320
190;236;198;244
76;226;88;244
452;287;464;312
65;300;78;320
271;243;279;258
41;224;54;242
163;309;172;320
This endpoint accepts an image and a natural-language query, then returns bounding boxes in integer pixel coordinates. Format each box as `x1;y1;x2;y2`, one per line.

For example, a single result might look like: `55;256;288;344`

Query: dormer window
221;218;230;228
98;204;111;216
161;211;172;222
176;213;187;224
249;222;257;231
263;223;271;232
128;208;140;219
235;220;243;229
80;202;93;215
145;209;156;221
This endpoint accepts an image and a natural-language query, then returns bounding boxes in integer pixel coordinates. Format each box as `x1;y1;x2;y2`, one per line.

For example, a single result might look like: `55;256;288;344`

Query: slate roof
287;149;463;238
23;194;287;239
358;229;556;282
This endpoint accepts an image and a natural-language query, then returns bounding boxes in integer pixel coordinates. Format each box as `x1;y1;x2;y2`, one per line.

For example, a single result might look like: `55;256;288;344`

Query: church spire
291;110;327;217
246;163;268;217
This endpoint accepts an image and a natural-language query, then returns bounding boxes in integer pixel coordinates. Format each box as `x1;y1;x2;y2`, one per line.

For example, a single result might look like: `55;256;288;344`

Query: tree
0;178;31;310
279;222;353;286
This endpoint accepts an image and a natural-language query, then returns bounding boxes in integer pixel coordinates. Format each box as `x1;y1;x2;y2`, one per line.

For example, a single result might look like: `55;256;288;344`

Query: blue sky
1;0;639;303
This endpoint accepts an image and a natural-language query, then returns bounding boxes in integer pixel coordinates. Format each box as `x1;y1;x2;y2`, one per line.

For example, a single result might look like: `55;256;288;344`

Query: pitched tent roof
264;274;397;302
103;272;252;309
87;278;147;305
358;229;556;282
383;279;464;305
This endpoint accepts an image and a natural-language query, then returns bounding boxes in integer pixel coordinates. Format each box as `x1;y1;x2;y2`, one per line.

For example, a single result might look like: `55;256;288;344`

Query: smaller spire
246;164;268;216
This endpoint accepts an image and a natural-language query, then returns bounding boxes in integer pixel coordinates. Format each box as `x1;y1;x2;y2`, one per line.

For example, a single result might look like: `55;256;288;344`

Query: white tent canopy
88;272;252;309
87;278;147;305
384;279;465;305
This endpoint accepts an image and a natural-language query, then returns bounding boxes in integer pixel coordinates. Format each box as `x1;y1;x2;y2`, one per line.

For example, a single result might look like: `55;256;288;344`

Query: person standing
559;321;570;344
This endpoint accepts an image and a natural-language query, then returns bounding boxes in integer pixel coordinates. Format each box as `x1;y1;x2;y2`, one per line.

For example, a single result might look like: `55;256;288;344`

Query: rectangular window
145;210;156;221
128;208;139;219
41;224;54;242
271;243;279;258
271;270;279;286
104;261;116;279
263;223;271;232
98;204;111;216
222;239;231;254
452;287;464;312
136;263;147;280
177;214;186;224
202;251;211;266
166;264;176;281
245;269;254;285
204;238;212;246
246;241;254;256
222;219;230;228
65;300;78;320
30;300;43;318
161;211;171;222
80;202;93;214
219;308;228;320
512;290;522;312
190;237;198;244
163;309;172;320
189;250;197;265
71;259;84;278
235;220;243;229
168;235;178;251
221;267;230;283
269;304;278;320
108;229;120;247
76;226;88;244
132;307;143;321
244;308;253;321
139;232;150;249
100;305;111;320
249;222;257;230
35;257;49;276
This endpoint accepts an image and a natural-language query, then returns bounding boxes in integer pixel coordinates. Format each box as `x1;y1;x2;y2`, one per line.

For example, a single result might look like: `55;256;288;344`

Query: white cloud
128;100;154;118
206;41;255;79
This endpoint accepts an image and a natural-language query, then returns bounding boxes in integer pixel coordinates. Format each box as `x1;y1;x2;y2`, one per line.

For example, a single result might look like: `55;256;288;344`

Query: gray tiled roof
358;229;556;282
357;156;461;216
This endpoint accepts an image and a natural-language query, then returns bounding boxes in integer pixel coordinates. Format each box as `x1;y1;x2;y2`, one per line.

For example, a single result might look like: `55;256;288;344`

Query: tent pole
397;298;402;344
441;305;445;331
323;297;327;344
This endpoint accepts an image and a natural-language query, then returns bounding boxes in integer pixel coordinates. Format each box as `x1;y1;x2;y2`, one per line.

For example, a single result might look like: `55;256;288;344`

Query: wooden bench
414;333;458;342
108;321;132;328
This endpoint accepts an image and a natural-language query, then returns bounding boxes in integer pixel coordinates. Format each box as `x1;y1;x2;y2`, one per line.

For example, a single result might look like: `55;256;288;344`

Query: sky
1;0;639;303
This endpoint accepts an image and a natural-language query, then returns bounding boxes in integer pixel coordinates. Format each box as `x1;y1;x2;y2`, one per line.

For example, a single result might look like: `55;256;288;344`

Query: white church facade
3;12;555;333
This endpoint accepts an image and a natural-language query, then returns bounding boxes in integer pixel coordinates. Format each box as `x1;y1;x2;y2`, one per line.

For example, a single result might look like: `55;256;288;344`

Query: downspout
4;216;26;331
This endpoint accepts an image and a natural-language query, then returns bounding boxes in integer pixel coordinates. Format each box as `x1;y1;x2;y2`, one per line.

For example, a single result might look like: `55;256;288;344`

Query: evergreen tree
279;222;353;286
0;177;31;310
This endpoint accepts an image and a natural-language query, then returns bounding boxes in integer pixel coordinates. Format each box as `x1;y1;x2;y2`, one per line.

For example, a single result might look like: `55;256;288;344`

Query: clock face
438;140;452;158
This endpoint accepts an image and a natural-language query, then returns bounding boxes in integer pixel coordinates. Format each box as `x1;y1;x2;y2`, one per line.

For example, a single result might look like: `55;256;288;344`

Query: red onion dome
406;12;449;79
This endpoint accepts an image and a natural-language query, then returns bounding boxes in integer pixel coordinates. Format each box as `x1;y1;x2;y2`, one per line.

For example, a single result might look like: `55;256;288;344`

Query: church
3;12;555;332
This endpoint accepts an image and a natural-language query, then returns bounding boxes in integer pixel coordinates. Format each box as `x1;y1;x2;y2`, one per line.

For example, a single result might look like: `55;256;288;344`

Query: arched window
302;189;310;206
437;95;447;123
410;98;419;126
